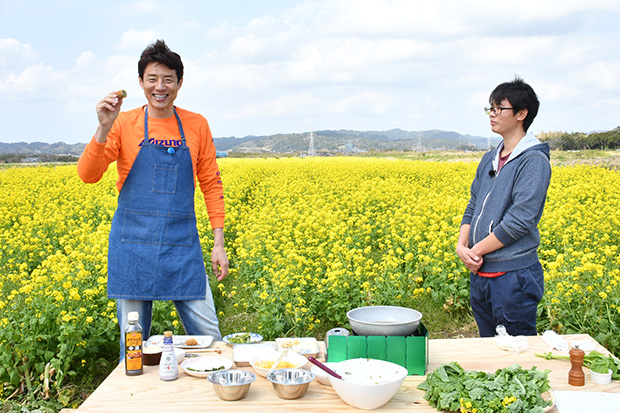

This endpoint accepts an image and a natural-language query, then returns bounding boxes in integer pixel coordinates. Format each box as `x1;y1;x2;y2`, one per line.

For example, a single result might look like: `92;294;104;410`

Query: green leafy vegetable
417;362;552;413
228;333;253;344
536;350;620;378
187;365;225;372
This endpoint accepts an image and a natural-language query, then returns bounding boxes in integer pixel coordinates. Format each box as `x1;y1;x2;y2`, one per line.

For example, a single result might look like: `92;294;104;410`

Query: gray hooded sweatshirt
461;133;551;273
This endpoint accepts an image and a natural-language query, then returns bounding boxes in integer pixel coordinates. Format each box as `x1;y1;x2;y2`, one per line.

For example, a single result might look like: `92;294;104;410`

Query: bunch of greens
417;362;552;413
228;333;253;343
536;350;620;378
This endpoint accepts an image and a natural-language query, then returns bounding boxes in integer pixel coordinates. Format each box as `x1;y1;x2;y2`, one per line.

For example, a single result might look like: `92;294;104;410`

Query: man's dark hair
138;39;184;82
489;77;539;132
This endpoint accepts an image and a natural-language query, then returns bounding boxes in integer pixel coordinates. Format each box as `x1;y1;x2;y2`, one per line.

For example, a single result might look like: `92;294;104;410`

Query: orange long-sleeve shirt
77;106;225;229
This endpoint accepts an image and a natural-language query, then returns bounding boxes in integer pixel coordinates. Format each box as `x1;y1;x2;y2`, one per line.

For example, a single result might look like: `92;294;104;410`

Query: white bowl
310;362;337;386
174;347;185;363
328;358;408;410
249;351;308;378
181;356;234;378
591;369;613;385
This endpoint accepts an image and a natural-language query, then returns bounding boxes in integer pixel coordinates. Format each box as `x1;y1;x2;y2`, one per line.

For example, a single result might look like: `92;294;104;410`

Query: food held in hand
185;338;198;346
115;90;127;98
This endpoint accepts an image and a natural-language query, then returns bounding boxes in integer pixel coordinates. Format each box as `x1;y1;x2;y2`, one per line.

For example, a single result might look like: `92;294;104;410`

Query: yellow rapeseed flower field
1;158;619;405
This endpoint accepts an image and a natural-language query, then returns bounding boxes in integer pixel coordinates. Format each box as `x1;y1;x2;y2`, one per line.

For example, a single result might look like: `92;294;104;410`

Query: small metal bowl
207;369;256;401
266;368;315;400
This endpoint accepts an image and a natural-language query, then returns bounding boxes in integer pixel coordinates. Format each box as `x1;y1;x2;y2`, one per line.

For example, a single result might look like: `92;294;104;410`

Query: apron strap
143;106;186;146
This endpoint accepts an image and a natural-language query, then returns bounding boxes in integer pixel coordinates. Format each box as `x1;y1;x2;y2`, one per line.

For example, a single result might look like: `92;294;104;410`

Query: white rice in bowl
333;358;407;385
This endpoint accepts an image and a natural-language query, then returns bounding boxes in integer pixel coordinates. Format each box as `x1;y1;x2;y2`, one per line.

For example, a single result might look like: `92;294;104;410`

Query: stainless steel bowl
207;369;256;401
347;305;422;336
266;368;315;400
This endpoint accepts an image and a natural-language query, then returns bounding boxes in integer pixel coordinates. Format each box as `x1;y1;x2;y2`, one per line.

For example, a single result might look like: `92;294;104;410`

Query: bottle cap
128;311;139;322
164;331;173;337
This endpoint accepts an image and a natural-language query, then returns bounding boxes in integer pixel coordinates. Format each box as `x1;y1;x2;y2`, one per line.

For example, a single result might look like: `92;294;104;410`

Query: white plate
223;332;263;345
311;362;337;386
181;356;233;378
146;335;214;349
276;337;320;356
233;342;276;366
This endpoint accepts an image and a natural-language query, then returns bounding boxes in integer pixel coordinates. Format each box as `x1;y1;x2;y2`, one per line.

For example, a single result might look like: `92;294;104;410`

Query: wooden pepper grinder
568;347;585;386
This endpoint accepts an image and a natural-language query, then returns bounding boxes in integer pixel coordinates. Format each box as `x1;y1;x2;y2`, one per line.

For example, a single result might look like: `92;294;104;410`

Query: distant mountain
213;129;499;154
0;129;499;158
0;141;85;156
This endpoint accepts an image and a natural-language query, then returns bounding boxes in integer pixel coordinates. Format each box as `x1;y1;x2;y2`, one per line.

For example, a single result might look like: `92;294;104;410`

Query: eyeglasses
484;106;513;115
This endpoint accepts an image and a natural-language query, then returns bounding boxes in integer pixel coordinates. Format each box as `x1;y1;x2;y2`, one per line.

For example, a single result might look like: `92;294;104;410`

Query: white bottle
159;330;178;381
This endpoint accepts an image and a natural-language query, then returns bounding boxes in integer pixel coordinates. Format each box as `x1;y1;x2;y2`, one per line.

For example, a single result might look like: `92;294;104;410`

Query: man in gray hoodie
456;77;551;337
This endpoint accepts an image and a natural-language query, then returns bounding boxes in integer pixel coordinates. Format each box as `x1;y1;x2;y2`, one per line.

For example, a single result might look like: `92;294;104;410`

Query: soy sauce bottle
125;311;143;376
159;331;178;381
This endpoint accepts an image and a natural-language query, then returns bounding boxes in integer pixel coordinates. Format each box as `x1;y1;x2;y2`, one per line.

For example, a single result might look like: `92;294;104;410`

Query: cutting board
554;391;620;413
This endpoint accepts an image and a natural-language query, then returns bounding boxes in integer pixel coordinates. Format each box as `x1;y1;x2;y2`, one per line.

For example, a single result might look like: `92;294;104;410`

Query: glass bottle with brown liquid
125;311;143;376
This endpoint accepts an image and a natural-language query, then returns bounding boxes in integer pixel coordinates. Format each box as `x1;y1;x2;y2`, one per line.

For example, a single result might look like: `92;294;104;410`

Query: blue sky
1;0;619;144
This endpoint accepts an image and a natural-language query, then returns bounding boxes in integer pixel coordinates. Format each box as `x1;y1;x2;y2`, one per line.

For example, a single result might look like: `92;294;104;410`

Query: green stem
535;352;569;361
23;363;32;393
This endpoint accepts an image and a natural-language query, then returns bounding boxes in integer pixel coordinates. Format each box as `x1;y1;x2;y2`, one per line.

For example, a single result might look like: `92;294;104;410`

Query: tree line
537;127;620;151
0;154;79;164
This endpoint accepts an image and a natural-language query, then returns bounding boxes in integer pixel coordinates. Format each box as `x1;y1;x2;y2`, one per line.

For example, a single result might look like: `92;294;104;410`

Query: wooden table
74;334;619;412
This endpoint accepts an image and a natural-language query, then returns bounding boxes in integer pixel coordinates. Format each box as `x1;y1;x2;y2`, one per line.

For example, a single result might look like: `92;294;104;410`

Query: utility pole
308;131;316;157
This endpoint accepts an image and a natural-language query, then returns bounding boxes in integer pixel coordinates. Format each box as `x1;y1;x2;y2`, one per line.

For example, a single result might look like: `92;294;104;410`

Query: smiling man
456;77;551;337
77;40;228;362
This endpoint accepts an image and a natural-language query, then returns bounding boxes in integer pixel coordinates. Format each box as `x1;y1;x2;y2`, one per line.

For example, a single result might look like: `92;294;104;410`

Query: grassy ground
217;270;482;339
217;291;479;341
361;149;620;169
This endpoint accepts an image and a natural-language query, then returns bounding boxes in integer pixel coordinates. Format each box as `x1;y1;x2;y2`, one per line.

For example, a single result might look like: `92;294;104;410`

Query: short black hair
489;77;539;132
138;40;183;82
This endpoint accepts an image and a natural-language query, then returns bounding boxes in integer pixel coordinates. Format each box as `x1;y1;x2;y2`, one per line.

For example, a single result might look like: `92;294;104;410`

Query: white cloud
0;38;38;68
117;30;159;51
2;0;620;142
121;0;161;13
0;63;57;96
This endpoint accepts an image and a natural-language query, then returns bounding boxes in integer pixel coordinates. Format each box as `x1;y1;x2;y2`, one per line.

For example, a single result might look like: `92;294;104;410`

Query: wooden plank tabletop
75;334;619;412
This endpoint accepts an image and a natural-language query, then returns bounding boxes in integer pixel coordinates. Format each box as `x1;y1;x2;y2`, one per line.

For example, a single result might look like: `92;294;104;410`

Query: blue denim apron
107;107;207;300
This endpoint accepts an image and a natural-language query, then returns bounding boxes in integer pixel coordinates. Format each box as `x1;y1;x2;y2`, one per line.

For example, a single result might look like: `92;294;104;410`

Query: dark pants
470;262;544;337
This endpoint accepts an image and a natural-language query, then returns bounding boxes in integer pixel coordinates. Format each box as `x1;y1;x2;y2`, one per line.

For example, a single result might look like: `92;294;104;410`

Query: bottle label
125;331;143;371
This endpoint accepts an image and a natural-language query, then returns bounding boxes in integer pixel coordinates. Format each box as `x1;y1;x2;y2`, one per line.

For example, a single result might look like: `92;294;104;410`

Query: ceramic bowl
249;350;308;378
207;369;256;401
143;346;162;366
347;305;422;336
266;368;315;399
181;356;233;378
328;358;408;410
222;332;263;345
174;347;185;364
591;369;613;385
